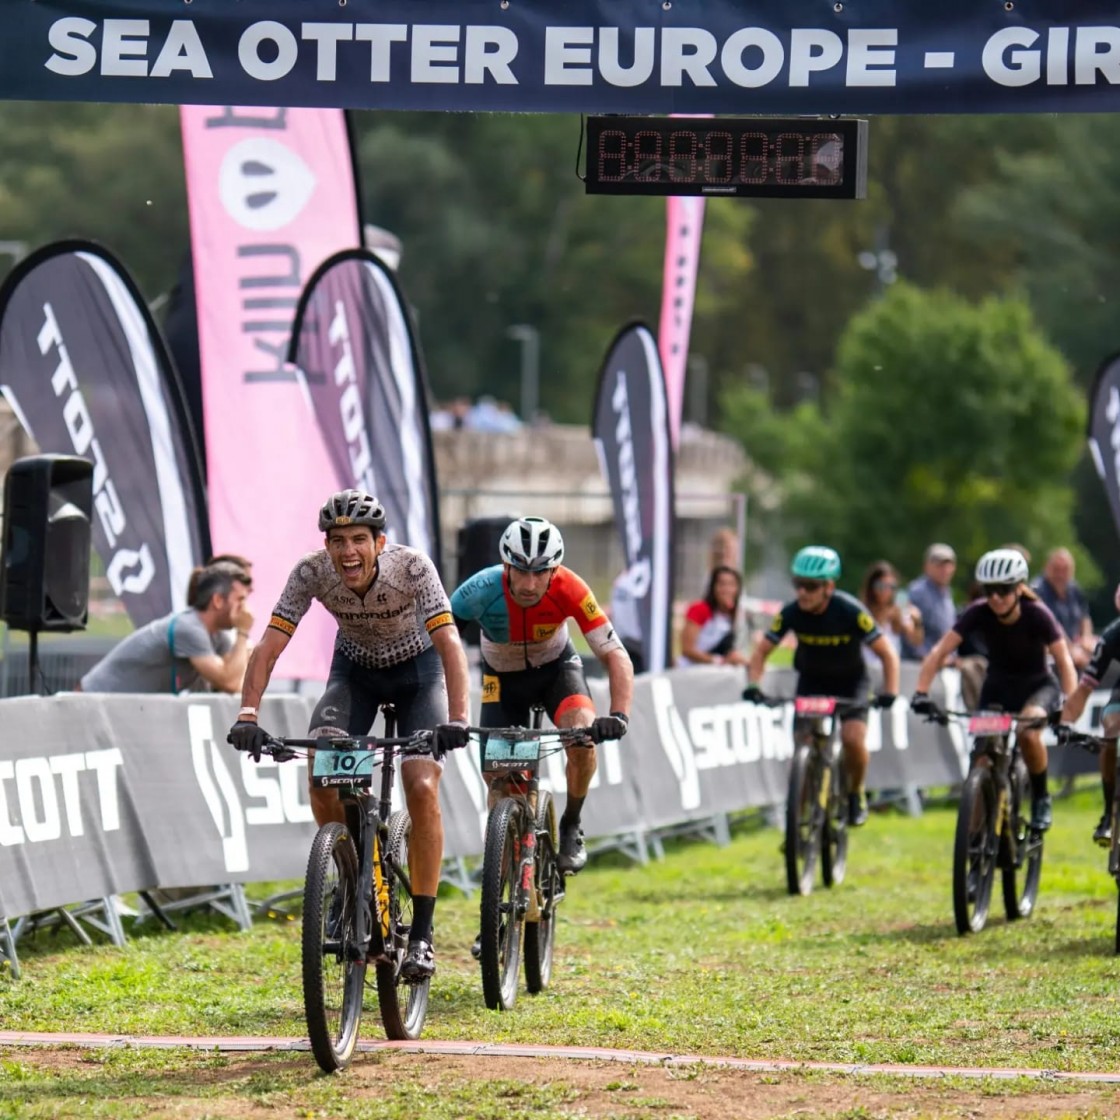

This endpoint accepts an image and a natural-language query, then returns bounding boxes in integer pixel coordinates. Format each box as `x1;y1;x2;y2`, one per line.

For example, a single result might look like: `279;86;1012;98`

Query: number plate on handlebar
968;713;1013;735
312;748;377;788
795;696;836;716
482;736;542;771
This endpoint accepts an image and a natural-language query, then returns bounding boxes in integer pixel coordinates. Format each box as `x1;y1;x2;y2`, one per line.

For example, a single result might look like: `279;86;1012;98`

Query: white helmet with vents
975;549;1029;585
499;516;565;572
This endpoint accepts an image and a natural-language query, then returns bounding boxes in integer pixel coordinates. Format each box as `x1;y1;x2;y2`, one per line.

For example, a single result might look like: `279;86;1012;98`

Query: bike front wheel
302;821;365;1073
480;798;523;1010
1001;756;1043;921
376;809;429;1040
821;746;849;889
524;790;560;994
785;744;821;896
953;767;997;934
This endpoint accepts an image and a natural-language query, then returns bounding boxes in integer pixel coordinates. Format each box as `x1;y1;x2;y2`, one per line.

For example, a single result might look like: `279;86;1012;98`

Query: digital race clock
585;116;867;200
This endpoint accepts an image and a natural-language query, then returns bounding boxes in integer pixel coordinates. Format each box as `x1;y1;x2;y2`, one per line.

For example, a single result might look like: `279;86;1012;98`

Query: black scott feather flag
1089;353;1120;543
288;248;441;568
0;240;209;625
592;321;674;673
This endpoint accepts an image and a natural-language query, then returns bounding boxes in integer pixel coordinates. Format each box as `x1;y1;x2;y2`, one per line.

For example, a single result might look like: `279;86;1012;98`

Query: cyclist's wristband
238;706;258;720
609;711;629;725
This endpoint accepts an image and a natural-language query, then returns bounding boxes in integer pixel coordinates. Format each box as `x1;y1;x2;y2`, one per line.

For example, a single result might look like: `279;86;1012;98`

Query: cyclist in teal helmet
744;544;900;827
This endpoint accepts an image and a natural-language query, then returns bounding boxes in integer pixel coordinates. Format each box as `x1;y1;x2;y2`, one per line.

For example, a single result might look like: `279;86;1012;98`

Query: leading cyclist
450;516;633;876
227;489;471;981
912;548;1076;832
744;545;900;827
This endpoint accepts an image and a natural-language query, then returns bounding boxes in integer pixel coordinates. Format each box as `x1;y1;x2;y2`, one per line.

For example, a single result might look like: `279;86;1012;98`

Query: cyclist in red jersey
450;516;633;875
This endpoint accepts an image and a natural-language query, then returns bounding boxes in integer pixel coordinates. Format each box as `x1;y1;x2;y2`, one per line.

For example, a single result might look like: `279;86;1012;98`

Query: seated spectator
186;553;253;605
858;560;923;668
678;566;749;668
80;564;253;694
1032;547;1095;670
901;543;958;660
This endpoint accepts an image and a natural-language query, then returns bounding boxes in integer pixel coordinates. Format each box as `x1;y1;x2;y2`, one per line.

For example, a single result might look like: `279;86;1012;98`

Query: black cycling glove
873;692;897;710
1046;708;1064;730
432;720;471;760
742;684;765;705
228;720;270;763
590;712;629;744
909;692;935;717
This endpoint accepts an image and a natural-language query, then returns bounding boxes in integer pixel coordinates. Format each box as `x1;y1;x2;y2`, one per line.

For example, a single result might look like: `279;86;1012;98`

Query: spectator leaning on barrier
901;543;958;660
227;489;470;982
678;566;749;668
858;560;923;667
80;563;254;694
1033;547;1095;671
1061;579;1120;846
744;545;900;828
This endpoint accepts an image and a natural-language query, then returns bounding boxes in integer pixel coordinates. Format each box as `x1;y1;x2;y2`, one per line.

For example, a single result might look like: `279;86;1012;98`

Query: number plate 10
312;748;376;788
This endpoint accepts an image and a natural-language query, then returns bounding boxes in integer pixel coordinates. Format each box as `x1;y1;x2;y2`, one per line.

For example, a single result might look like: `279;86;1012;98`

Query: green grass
3;782;1120;1115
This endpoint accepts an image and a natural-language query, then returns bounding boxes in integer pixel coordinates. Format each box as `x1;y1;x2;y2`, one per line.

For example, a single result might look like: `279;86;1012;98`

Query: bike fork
519;827;538;921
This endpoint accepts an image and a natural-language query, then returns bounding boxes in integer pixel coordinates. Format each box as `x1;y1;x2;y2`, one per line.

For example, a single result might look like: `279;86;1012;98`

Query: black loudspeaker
455;514;517;646
1;454;94;633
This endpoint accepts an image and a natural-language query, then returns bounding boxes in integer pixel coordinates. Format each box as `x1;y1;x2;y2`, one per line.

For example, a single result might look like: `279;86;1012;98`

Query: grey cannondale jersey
268;544;454;669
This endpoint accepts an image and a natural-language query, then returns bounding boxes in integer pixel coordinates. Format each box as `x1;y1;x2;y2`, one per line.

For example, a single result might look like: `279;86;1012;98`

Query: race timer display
585;116;867;199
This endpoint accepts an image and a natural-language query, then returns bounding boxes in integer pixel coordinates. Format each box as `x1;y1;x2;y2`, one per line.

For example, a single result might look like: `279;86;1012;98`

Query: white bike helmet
499;516;565;572
975;548;1029;585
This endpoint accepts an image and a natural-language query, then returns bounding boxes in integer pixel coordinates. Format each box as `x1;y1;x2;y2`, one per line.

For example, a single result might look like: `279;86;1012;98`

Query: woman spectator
858;560;923;668
678;566;749;667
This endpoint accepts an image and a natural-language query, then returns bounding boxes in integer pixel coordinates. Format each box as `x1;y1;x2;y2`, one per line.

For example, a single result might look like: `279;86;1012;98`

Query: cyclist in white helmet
912;548;1077;831
450;515;633;880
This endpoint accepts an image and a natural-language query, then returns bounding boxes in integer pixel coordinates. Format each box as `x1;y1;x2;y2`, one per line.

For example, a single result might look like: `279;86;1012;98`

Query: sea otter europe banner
180;105;361;680
288;249;441;569
0;240;209;626
591;322;674;673
1088;354;1120;545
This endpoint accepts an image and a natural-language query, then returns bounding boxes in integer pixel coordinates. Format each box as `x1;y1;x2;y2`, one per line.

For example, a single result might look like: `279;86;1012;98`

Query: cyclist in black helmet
228;488;470;982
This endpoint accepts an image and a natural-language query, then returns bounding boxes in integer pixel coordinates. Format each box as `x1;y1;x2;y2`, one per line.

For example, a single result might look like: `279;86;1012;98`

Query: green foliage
722;282;1086;585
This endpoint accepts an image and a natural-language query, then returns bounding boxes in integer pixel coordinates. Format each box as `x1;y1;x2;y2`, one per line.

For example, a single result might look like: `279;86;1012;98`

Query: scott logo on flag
219;138;317;232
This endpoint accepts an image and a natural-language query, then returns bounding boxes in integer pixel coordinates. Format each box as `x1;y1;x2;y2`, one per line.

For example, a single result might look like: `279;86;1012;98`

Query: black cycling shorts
479;640;593;730
795;673;869;723
978;672;1061;717
309;645;448;765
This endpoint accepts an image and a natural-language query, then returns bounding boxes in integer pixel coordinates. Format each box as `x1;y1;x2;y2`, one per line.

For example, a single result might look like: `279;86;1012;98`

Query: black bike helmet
318;489;386;533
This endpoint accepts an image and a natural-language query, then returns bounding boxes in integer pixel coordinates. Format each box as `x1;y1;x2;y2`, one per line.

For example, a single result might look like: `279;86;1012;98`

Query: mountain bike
234;706;443;1072
473;708;591;1011
924;705;1047;935
780;695;856;897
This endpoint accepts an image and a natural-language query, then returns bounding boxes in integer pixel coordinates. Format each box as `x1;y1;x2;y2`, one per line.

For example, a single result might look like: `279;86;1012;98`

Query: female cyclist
911;548;1077;831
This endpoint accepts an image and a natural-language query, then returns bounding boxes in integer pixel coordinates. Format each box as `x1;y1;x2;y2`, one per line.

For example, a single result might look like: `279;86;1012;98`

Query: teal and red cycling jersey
450;563;623;672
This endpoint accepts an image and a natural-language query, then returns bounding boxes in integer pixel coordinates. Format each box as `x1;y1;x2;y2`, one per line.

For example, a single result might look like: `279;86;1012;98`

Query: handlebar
467;725;602;747
230;729;436;763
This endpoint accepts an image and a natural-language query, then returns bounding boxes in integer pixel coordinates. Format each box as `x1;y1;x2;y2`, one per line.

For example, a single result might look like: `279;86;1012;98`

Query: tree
721;282;1086;590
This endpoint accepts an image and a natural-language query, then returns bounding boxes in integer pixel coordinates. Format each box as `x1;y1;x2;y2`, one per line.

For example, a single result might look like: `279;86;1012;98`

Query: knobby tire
376;809;429;1040
524;790;559;994
480;798;523;1010
1001;756;1043;921
953;767;997;934
785;743;820;896
821;742;849;889
302;822;364;1073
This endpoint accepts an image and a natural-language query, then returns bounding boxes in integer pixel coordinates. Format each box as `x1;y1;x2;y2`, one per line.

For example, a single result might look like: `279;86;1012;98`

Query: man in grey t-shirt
81;565;253;694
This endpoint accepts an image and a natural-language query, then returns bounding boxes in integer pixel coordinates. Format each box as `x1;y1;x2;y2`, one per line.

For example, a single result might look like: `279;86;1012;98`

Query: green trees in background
722;282;1086;591
0;105;1116;592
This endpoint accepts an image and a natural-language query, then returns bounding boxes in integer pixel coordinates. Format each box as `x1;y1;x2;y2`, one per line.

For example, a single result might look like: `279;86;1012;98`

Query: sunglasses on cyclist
792;578;824;592
982;582;1018;598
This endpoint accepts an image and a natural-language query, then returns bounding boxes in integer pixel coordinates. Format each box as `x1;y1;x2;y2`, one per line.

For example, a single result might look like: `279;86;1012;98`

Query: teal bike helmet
790;545;841;581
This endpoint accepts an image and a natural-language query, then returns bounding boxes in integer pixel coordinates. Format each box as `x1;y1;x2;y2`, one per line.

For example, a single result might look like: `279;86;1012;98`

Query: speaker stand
27;628;42;696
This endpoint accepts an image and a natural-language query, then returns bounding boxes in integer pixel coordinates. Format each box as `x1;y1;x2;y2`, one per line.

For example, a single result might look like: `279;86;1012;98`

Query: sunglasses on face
872;579;898;593
793;578;824;592
982;582;1018;598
